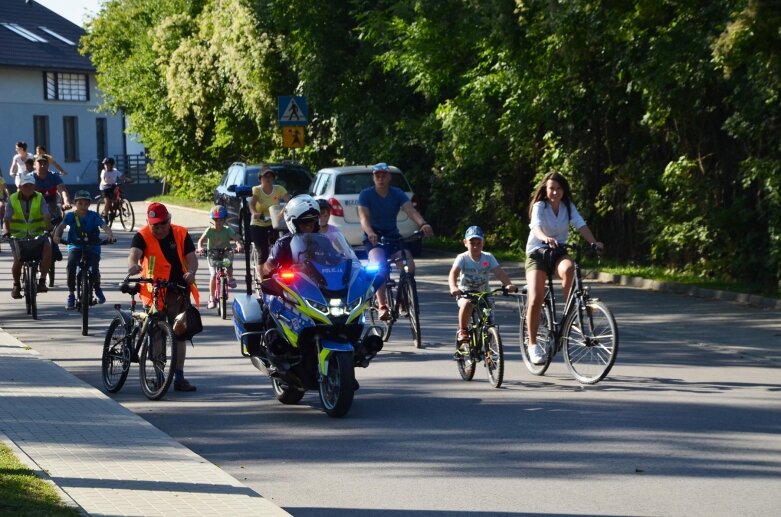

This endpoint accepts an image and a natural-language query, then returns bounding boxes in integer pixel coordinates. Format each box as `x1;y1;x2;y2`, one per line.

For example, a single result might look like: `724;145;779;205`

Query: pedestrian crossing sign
278;96;308;126
282;126;305;148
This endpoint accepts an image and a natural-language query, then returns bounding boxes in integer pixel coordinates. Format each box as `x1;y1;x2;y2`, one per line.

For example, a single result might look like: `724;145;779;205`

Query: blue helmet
210;205;227;220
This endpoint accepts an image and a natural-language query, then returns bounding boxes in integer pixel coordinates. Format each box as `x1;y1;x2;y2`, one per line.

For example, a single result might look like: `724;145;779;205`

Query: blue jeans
67;248;101;292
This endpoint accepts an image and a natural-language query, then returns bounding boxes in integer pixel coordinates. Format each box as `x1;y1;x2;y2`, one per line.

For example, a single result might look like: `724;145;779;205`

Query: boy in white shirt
448;226;517;348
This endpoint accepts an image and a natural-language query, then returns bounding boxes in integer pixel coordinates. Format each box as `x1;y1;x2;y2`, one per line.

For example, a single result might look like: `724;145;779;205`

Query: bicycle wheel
139;320;178;400
401;276;422;348
485;326;504;388
80;269;91;336
102;317;131;392
219;275;228;319
23;266;32;316
119;198;135;231
455;331;476;381
520;304;553;375
562;299;619;384
95;199;106;224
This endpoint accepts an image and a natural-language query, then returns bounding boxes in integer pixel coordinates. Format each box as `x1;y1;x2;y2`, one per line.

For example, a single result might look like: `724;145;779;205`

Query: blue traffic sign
278;96;308;126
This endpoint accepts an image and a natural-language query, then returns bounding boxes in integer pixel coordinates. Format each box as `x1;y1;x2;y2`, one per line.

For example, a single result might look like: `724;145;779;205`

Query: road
1;207;779;516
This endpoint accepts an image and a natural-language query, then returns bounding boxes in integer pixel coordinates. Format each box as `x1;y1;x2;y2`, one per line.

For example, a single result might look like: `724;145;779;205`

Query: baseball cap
260;167;276;178
147;202;170;224
74;190;92;201
464;226;484;241
35;155;48;163
372;162;390;174
18;173;35;186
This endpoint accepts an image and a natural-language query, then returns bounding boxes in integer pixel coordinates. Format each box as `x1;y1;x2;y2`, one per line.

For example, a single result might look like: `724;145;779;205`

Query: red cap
147;202;170;224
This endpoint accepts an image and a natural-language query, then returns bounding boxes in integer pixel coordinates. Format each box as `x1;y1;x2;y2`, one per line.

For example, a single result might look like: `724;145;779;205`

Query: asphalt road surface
1;207;779;516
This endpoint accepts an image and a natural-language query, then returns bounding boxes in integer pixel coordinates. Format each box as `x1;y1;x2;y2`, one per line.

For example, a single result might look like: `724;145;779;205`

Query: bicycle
101;275;183;400
7;235;47;320
62;237;114;335
95;184;135;232
367;232;423;348
199;246;236;319
454;287;509;388
516;243;619;384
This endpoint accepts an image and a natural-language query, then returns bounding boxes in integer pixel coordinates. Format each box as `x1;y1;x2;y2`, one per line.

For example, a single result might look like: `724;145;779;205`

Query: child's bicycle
198;246;236;319
101;276;186;400
62;237;114;335
454;287;509;388
515;243;619;384
95;184;135;231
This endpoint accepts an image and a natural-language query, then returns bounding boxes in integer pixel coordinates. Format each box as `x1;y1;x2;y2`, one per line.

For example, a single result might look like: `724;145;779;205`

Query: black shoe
36;280;48;293
174;379;197;392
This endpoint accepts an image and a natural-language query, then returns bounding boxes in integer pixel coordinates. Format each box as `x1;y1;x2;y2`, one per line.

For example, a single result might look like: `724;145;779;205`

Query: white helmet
283;195;320;234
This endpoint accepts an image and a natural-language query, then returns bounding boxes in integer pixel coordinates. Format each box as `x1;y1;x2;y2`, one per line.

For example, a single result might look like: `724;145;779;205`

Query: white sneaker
528;343;546;365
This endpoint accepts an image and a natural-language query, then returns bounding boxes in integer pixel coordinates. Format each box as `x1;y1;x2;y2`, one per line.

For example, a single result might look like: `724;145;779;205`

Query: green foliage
82;0;781;286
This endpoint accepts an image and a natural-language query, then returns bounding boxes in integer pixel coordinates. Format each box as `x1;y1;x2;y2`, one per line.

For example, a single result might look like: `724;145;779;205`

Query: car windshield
334;172;411;195
290;232;358;266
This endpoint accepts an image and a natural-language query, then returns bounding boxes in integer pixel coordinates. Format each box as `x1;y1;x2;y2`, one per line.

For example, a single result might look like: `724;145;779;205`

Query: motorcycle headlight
328;298;346;317
306;298;329;314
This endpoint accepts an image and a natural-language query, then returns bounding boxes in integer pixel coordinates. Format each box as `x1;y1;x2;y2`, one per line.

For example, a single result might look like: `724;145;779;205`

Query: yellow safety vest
9;192;46;238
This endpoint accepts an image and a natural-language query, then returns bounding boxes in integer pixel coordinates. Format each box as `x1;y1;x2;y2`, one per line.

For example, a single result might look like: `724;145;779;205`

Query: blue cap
372;162;390;173
464;226;484;240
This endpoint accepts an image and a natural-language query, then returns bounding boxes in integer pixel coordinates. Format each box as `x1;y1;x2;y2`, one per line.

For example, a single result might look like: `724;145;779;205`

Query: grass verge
0;442;81;516
146;194;213;212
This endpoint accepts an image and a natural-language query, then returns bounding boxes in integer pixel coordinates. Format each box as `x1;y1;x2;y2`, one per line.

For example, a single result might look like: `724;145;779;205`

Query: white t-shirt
453;251;500;292
100;169;123;189
10;154;32;186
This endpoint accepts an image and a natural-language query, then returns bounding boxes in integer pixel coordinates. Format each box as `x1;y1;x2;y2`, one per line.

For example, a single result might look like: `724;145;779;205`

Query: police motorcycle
231;192;384;417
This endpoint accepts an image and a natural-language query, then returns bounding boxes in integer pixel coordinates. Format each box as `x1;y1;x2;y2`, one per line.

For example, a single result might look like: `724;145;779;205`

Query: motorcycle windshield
290;232;357;265
290;233;360;292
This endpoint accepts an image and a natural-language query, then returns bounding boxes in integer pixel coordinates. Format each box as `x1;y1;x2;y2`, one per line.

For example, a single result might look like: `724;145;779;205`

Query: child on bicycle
99;157;131;219
448;226;517;350
53;190;115;309
196;205;243;309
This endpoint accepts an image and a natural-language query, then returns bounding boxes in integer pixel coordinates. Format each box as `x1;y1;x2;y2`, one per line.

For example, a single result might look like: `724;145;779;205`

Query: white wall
0;66;126;185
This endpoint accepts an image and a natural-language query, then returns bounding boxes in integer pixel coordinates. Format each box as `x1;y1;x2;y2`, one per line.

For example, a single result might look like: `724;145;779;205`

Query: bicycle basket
207;249;233;268
12;236;46;262
173;305;203;340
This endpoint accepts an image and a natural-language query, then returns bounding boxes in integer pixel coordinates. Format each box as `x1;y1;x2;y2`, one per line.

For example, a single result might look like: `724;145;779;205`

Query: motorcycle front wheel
319;351;355;418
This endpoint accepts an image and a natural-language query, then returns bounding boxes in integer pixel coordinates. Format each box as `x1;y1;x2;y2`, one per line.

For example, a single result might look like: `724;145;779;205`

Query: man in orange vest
127;202;200;392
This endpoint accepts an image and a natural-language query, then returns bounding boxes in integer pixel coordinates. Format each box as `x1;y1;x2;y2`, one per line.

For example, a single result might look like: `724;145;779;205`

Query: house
0;0;135;187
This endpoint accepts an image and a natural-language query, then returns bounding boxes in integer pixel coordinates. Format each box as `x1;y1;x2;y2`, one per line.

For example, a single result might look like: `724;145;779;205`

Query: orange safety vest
138;224;200;309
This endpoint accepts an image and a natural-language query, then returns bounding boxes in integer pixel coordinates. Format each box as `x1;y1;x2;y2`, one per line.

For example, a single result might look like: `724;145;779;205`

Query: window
96;118;107;162
44;72;89;101
33;116;49;150
63;117;79;162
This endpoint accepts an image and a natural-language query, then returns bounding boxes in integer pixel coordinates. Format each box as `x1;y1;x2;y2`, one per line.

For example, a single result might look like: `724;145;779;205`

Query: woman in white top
9;141;32;187
524;172;603;365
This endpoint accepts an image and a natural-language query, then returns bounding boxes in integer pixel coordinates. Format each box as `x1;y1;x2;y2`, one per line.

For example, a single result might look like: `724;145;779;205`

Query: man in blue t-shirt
358;162;433;320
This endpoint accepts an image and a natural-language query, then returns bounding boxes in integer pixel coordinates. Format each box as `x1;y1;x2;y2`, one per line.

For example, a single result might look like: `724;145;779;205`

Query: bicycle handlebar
120;275;188;295
377;230;425;246
455;286;514;300
61;238;116;246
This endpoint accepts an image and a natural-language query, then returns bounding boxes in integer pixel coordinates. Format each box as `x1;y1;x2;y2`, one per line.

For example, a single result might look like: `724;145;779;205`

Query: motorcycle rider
261;194;320;277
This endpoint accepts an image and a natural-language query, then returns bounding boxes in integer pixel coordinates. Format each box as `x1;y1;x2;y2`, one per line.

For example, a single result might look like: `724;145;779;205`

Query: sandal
378;305;391;321
457;329;469;343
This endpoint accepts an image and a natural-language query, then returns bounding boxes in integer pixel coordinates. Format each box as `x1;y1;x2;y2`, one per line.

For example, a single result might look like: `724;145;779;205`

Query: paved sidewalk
0;330;290;517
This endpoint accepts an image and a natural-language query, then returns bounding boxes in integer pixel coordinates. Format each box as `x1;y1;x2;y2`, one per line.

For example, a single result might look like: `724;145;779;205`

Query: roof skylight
1;22;47;43
38;27;76;46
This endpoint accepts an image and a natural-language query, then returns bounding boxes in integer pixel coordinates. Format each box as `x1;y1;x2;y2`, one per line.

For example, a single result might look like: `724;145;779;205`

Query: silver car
311;165;422;256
